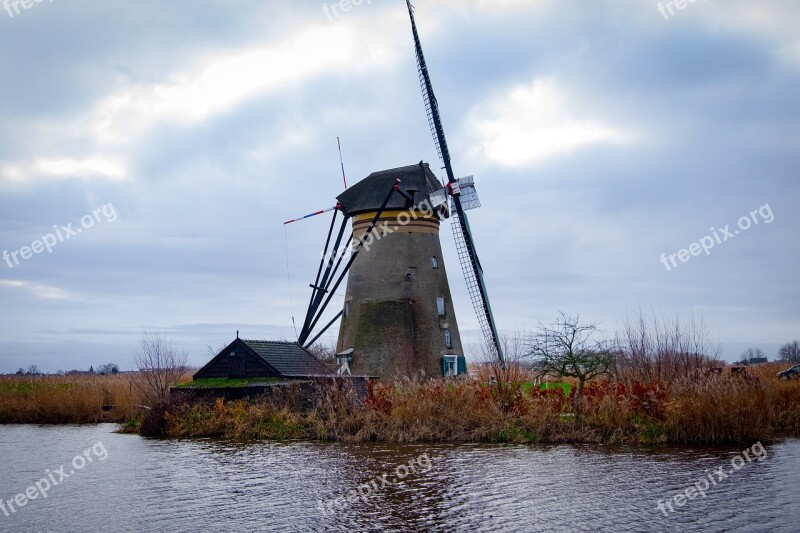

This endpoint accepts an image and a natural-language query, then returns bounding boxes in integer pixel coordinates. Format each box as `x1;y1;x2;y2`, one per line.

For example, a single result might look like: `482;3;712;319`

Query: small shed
193;338;334;380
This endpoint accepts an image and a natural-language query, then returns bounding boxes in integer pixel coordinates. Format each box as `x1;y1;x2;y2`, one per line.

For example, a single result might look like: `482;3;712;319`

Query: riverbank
3;365;798;445
141;365;800;445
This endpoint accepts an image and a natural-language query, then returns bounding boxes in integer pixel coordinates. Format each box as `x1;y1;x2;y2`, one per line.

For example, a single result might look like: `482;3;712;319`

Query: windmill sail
405;0;505;368
453;176;481;211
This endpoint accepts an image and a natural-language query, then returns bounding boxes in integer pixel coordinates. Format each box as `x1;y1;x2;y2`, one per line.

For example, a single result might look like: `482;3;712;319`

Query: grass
142;365;800;444
4;363;799;445
0;380;71;393
518;381;571;396
540;382;572;396
0;372;192;424
174;377;287;389
0;374;144;424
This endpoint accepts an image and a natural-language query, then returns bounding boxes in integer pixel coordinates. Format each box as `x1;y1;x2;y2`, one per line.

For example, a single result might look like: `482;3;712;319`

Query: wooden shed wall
195;345;279;379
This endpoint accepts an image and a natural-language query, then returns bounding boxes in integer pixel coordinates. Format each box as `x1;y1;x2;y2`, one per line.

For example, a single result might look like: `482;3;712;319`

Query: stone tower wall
336;209;464;379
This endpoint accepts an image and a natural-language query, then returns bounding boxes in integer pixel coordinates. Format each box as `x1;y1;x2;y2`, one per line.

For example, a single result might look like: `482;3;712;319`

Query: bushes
5;370;797;445
142;373;797;444
149;370;800;444
575;371;799;444
161;399;308;440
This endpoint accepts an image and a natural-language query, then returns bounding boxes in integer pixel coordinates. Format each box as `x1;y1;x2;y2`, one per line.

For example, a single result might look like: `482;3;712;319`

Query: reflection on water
1;425;798;532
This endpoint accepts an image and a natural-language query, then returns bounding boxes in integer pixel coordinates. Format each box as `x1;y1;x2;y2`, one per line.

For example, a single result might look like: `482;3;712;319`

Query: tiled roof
241;340;334;377
336;162;443;217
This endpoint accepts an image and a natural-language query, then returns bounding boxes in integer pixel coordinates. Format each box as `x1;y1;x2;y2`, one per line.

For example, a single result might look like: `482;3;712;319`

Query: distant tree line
779;341;800;363
737;341;799;365
14;363;120;376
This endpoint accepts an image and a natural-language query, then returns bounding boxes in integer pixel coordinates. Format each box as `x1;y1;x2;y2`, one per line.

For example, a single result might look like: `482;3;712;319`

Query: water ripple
0;426;798;532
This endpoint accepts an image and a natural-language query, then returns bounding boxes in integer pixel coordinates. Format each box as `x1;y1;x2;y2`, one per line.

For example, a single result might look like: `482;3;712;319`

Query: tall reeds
0;374;144;424
148;368;799;444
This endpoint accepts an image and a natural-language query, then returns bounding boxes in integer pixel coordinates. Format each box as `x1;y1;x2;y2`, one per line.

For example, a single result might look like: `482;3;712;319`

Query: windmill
292;163;467;380
288;1;504;377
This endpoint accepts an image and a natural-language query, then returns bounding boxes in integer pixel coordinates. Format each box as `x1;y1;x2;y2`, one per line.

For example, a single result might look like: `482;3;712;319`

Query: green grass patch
640;422;666;444
0;382;72;395
0;382;36;394
540;382;572;396
519;381;572;396
488;422;538;444
118;418;141;434
175;377;287;389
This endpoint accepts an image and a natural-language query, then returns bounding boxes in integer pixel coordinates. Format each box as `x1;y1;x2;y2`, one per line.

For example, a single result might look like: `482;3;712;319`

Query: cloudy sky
0;0;798;372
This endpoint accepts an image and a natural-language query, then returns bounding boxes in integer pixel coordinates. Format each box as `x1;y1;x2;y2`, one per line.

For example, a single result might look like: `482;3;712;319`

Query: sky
0;0;798;373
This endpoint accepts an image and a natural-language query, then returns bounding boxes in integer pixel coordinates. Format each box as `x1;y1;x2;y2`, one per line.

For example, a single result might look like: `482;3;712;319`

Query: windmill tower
334;163;465;379
291;1;504;379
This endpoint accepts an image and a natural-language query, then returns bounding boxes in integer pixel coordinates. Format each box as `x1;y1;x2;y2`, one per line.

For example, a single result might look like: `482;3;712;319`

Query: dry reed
0;373;191;425
151;368;799;444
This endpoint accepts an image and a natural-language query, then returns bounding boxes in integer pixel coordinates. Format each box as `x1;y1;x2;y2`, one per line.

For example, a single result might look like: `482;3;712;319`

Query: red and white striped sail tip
283;206;337;225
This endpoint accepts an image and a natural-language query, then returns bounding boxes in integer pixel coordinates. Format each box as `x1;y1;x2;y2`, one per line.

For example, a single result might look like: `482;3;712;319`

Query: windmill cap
336;162;444;217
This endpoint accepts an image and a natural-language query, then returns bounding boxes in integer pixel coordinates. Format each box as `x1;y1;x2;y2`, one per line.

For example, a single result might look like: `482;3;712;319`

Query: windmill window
443;355;457;377
343;301;350;318
444;329;452;348
436;297;446;316
431;256;439;269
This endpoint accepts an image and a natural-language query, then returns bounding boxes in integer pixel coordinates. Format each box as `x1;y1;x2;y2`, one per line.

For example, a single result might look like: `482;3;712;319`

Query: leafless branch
132;330;189;406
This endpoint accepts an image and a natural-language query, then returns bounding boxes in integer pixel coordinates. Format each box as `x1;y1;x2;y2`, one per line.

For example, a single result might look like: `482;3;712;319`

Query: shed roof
336;162;443;217
240;340;334;377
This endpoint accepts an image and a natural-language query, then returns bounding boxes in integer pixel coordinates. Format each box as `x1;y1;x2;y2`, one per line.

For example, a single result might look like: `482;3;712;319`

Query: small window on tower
343;301;351;318
443;355;457;377
436;297;446;316
431;256;439;269
444;329;452;348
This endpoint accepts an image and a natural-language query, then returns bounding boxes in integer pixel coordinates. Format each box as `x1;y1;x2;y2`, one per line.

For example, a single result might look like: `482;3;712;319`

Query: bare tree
526;312;614;426
779;341;800;363
306;342;337;368
26;364;40;375
472;332;532;385
206;342;229;358
741;347;766;363
614;309;722;383
97;363;119;375
470;333;534;414
132;331;189;406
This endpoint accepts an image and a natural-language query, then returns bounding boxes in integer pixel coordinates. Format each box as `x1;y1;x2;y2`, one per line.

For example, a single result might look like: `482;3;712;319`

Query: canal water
0;424;798;532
